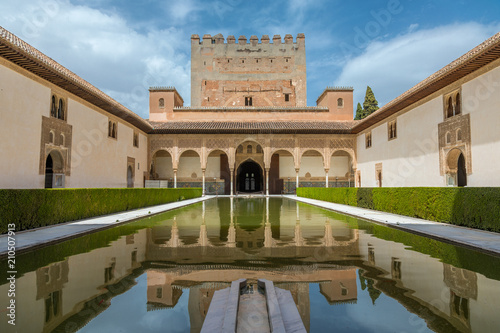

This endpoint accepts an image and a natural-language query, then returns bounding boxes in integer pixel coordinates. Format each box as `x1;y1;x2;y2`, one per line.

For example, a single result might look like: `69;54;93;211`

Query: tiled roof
0;26;153;133
353;31;500;133
149;121;357;134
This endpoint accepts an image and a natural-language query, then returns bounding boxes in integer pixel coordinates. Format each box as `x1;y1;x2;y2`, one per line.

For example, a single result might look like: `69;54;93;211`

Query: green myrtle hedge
297;187;500;232
0;188;202;233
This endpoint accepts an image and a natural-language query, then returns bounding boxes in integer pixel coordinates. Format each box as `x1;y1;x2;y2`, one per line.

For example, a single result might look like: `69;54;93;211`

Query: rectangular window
245;97;253;106
365;132;372;148
284;94;290;102
133;132;139;148
388;120;397;140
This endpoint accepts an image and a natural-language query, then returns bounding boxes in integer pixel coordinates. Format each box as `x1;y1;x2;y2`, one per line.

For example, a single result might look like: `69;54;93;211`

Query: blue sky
1;0;499;118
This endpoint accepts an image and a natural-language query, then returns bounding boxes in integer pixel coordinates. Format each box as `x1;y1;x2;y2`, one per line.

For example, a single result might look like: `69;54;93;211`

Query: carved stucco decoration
438;114;472;175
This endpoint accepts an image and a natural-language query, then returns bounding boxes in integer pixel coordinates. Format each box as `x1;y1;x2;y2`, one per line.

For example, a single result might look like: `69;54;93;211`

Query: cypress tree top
363;86;379;116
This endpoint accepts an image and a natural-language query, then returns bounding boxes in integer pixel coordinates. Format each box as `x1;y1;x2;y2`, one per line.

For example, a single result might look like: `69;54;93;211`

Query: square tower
191;33;306;107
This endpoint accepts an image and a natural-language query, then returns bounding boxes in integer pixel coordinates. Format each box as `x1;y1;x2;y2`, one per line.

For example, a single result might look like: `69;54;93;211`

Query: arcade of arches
149;135;356;195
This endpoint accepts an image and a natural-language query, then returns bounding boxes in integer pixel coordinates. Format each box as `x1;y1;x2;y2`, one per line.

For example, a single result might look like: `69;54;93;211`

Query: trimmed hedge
297;187;500;232
0;188;202;233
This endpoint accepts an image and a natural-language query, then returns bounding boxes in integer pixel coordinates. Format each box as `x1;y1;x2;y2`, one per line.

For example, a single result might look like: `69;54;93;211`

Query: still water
1;197;500;333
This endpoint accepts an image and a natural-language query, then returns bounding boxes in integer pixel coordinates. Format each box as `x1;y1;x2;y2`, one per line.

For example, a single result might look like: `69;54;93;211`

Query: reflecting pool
1;197;500;332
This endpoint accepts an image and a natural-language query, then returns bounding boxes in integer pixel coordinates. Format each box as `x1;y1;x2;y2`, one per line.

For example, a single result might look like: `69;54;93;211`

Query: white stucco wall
356;62;500;188
299;156;324;177
156;156;174;179
178;156;202;178
0;60;148;189
68;100;147;188
462;66;500;186
0;62;47;188
356;99;445;187
206;156;221;178
330;156;349;177
279;156;296;178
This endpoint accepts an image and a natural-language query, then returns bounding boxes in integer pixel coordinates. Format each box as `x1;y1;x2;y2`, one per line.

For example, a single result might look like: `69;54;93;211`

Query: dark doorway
237;160;262;193
45;154;53;188
457;153;467;187
127;165;134;188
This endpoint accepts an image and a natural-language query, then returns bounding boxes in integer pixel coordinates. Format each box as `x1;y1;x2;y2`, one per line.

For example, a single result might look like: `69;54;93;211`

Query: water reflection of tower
275;282;311;331
188;282;232;332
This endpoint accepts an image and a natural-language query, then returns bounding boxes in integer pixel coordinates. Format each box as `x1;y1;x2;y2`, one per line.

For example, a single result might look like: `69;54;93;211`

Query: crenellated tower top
191;33;306;107
190;33;305;47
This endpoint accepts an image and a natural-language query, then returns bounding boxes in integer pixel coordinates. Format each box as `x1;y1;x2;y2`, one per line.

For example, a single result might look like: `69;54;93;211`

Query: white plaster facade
356;59;500;188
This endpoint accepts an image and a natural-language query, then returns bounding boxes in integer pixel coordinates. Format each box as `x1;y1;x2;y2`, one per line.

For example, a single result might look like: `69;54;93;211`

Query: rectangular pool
1;197;500;332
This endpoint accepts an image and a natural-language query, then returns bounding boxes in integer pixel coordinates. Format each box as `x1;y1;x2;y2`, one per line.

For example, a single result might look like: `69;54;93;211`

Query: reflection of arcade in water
2;198;500;333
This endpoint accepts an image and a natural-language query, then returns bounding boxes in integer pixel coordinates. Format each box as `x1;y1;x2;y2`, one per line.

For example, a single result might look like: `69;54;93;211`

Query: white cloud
163;0;201;23
335;22;500;109
0;0;192;117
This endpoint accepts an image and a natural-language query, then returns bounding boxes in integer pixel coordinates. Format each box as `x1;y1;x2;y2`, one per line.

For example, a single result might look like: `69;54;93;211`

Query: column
230;169;234;196
325;169;329;188
202;169;206;196
295;168;300;190
265;168;270;196
173;169;177;188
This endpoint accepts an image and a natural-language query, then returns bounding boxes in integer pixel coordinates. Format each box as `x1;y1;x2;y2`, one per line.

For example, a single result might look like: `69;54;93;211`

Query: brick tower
190;33;306;107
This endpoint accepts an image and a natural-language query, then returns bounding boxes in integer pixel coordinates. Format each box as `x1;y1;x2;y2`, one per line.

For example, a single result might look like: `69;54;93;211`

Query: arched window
112;123;117;138
256;145;262;153
159;98;164;108
57;99;64;120
447;96;453;118
237;145;243;154
446;132;451;144
247;145;253;154
108;121;112;137
457;129;462;141
49;131;54;144
337;98;344;107
60;134;65;146
51;96;57;117
455;93;461;115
